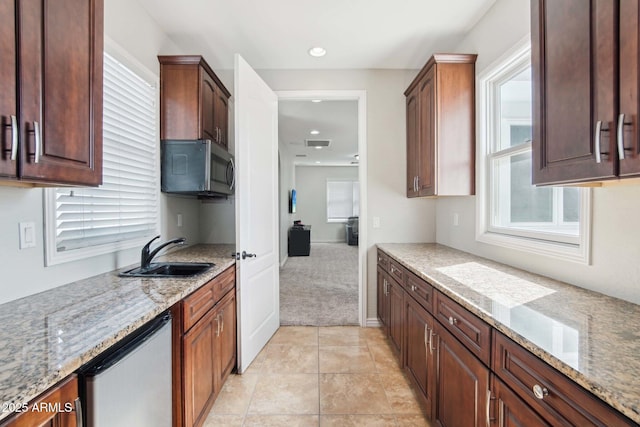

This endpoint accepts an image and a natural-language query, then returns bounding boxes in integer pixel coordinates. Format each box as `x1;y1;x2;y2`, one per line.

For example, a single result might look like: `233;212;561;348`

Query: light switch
453;213;459;226
19;222;36;249
177;213;183;228
372;216;381;229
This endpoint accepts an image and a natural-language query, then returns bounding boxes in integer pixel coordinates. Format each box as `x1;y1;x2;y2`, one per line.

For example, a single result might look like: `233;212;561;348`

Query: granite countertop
0;244;235;421
377;243;640;424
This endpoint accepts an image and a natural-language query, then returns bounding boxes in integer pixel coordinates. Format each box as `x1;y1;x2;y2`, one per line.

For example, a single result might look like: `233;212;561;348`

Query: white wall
436;0;640;305
278;146;296;264
294;166;358;243
0;0;193;305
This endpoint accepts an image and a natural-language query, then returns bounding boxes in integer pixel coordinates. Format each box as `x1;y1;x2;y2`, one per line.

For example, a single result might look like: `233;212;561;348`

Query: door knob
242;251;256;259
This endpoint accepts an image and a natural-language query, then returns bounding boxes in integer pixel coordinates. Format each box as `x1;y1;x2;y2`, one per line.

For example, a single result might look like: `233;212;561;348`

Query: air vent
305;139;331;148
295;154;307;158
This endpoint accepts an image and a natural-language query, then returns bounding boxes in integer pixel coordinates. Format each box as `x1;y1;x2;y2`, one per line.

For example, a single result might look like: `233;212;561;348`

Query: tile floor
203;326;432;427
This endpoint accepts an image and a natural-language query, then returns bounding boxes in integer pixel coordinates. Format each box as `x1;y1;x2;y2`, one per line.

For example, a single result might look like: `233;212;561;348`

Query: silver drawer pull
411;285;416;292
10;115;18;161
33;121;41;163
594;120;603;163
448;316;458;326
532;384;549;400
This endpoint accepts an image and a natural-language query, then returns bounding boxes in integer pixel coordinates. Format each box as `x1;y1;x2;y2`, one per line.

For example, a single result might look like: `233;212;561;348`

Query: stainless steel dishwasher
78;311;172;427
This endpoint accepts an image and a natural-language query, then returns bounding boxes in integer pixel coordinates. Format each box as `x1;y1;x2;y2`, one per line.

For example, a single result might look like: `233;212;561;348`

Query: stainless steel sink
119;262;215;278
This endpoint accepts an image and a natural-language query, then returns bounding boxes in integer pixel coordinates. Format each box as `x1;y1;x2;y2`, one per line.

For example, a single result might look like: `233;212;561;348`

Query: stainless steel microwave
161;140;234;196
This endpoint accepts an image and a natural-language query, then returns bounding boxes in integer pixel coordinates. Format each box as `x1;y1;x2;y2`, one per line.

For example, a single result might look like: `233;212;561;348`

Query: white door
234;54;279;373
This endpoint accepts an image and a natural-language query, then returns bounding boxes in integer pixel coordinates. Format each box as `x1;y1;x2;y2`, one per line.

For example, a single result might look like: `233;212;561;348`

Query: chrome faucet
140;235;186;270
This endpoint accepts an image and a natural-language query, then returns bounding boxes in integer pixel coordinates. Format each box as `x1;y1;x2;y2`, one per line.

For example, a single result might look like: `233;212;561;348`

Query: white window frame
476;36;592;264
326;179;359;223
44;38;160;266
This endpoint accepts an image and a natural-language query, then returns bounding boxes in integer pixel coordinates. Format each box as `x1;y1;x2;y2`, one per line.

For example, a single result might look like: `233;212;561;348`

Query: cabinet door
1;376;80;427
18;0;103;186
216;289;236;390
406;86;420;197
434;324;490;427
619;0;640;177
0;0;17;179
377;267;390;329
214;86;229;149
531;0;616;185
417;67;436;196
388;279;404;355
201;69;217;142
405;294;435;418
183;307;218;427
493;377;549;427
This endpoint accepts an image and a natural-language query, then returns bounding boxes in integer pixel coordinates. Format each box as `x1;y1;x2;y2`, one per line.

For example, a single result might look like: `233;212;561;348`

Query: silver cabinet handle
10;115;18;161
390;266;395;273
74;397;83;427
595;120;603;163
33;121;41;163
411;285;416;291
424;324;428;348
416;175;419;190
618;113;626;160
448;316;458;325
220;310;224;334
428;329;436;355
215;314;221;337
532;384;549;400
486;389;491;427
229;157;235;190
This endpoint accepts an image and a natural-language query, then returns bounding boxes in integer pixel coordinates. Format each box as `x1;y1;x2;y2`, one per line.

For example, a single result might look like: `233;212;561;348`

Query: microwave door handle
228;157;235;191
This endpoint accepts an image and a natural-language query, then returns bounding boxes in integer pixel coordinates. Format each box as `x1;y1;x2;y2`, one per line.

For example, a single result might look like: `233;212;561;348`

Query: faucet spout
140;235;187;270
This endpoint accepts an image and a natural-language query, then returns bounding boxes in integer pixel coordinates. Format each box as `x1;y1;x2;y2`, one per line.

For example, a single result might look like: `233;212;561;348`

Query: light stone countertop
0;244;235;421
377;243;640;424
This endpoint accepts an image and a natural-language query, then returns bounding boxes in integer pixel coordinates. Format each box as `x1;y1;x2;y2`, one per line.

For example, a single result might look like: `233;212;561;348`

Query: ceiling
279;100;359;166
136;0;496;70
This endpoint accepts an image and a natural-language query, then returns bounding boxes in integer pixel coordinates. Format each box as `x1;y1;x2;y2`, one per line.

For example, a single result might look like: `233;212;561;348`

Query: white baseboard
365;317;382;327
310;240;347;244
280;256;288;267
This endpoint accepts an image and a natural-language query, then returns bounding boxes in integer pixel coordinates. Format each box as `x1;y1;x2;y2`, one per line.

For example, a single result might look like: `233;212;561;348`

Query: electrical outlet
372;216;381;229
19;222;36;249
453;213;459;226
177;213;183;228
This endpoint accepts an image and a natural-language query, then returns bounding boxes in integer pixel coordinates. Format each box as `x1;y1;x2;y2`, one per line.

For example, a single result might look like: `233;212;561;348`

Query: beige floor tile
319;326;368;346
201;414;244;427
378;372;423;415
269;326;319;346
320;414;397;426
243;345;269;374
320;373;392;415
244;415;320;426
369;343;402;372
210;373;258;415
262;344;319;373
362;327;388;344
395;414;433;426
319;346;376;373
248;373;319;414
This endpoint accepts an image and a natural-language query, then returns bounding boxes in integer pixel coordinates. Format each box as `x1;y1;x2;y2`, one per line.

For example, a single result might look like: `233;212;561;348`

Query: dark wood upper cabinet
0;0;103;186
532;0;640;185
405;54;476;197
159;55;231;149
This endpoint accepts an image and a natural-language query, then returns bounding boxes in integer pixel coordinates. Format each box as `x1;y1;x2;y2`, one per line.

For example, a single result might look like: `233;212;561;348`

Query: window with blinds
45;52;159;265
327;179;359;222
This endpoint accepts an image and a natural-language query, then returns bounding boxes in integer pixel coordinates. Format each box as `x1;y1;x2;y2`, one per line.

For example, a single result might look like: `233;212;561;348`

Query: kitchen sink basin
119;262;215;278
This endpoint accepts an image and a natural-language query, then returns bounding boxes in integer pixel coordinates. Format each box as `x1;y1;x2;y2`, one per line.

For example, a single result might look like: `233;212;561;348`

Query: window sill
476;231;591;265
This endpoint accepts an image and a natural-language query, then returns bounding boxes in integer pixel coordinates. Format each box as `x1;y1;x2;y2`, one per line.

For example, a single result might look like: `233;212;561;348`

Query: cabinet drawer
493;332;634;426
182;280;216;332
389;259;404;283
434;291;491;365
212;265;235;302
377;249;390;272
404;270;433;314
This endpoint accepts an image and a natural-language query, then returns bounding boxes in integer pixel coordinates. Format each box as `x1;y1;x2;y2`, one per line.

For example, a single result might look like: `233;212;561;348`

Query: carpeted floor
280;243;359;326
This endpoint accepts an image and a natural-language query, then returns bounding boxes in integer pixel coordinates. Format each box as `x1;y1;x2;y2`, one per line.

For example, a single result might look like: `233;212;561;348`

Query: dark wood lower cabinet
377;267;389;329
404;294;436;419
388;278;404;355
174;265;237;427
0;376;80;427
434;323;490;427
492;376;550;427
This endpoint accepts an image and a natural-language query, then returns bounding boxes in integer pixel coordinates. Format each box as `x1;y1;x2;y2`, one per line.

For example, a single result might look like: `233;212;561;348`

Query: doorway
276;90;367;326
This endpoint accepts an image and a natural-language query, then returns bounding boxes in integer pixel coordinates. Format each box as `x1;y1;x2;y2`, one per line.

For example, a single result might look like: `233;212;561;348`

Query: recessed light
310;130;320;135
315;146;322;150
308;47;327;57
315;161;321;164
311;99;322;103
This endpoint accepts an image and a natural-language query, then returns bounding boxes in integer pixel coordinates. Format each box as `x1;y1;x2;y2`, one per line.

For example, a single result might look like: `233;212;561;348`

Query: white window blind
46;52;158;259
327;180;359;222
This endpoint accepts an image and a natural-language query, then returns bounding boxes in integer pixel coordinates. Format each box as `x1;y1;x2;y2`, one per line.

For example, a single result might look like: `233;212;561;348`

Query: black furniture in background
346;216;359;246
288;225;311;256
